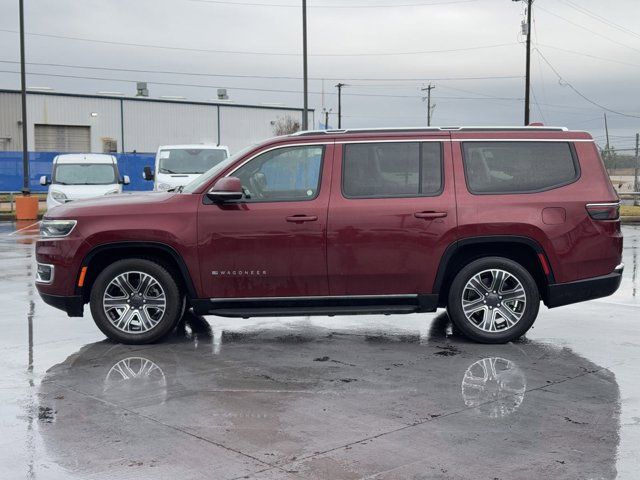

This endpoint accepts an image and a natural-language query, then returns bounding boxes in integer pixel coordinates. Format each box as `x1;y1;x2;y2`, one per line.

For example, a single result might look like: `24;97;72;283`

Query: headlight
104;189;120;195
50;190;68;202
156;182;172;191
40;219;77;237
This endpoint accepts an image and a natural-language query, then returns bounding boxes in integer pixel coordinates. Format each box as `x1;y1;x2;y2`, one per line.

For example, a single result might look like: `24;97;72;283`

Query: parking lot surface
0;221;638;480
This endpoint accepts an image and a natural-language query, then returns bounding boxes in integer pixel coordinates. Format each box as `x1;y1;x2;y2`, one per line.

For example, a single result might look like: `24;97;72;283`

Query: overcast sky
1;0;639;151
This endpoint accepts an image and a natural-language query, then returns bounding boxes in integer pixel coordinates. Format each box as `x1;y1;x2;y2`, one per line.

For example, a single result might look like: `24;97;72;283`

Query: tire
89;258;183;344
447;256;540;344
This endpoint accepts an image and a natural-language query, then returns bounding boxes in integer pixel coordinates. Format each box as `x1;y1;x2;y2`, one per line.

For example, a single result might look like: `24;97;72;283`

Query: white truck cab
40;154;129;210
143;144;230;191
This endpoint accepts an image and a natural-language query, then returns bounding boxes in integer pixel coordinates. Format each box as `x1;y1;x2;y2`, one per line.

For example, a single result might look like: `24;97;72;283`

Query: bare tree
272;116;301;136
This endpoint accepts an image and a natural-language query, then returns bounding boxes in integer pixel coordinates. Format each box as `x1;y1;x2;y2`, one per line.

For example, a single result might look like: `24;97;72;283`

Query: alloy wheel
460;269;527;333
103;271;167;334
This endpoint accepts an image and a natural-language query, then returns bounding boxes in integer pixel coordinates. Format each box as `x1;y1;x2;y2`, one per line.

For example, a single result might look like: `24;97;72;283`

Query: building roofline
0;88;313;113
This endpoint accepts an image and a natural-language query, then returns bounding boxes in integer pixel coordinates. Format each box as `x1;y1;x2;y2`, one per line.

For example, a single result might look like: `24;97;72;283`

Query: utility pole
322;108;331;129
524;0;532;126
421;84;436;126
512;0;533;125
604;113;611;172
635;133;639;206
19;0;29;195
336;83;345;128
301;0;308;130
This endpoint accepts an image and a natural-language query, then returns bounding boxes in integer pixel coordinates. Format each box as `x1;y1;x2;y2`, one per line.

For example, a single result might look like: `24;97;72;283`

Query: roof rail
291;126;569;136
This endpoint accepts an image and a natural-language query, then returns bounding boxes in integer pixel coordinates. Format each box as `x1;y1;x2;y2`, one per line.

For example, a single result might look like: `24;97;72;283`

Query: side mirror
40;175;50;186
206;177;243;202
143;166;154;181
121;175;130;185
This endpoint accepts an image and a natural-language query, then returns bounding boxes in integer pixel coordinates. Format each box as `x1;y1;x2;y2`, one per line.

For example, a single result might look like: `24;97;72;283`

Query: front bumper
546;263;624;308
40;293;84;317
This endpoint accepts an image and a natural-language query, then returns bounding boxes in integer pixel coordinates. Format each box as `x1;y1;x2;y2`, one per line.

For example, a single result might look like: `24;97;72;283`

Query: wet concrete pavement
0;221;638;480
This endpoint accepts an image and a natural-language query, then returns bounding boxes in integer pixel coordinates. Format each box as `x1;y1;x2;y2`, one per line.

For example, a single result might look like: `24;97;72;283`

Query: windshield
158;148;228;174
182;144;256;193
53;164;117;185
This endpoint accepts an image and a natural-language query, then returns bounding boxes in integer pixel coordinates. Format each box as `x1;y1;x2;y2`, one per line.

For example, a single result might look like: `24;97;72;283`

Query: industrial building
0;89;313;155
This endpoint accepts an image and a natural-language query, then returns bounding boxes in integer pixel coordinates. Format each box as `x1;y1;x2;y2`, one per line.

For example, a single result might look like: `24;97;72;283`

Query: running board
190;294;438;318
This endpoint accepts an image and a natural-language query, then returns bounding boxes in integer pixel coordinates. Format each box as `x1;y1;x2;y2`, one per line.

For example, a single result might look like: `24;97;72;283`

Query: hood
45;191;176;218
49;183;120;200
155;173;201;191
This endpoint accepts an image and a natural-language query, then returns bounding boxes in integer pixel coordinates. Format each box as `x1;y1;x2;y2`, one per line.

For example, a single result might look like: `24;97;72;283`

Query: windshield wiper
159;168;178;174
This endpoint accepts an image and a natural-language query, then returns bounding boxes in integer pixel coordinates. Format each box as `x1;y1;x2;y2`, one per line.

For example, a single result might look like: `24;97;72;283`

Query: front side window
158;148;228;174
462;142;579;194
342;142;442;198
53;164;117;185
233;145;324;202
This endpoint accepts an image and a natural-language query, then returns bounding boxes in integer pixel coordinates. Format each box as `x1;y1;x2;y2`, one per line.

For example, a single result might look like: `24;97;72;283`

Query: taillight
586;202;620;221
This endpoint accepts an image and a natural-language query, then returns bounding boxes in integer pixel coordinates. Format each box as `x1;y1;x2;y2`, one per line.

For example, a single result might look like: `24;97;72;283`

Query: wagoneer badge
212;270;267;276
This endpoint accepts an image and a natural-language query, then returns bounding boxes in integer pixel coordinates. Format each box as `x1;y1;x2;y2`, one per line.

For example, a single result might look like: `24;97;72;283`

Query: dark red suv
35;126;623;344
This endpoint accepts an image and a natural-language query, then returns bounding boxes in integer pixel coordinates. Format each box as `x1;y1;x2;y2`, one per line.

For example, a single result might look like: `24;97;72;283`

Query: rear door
326;137;457;295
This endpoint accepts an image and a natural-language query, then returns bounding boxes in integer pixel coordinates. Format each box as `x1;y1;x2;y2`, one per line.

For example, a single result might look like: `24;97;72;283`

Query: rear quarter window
462;141;579;194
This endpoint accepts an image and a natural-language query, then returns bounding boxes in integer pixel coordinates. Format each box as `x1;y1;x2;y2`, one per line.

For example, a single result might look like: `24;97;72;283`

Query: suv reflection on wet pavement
34;313;619;480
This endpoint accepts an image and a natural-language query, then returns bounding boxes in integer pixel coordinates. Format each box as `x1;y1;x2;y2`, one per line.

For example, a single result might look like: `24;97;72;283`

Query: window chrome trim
585;202;620;207
225;141;331;177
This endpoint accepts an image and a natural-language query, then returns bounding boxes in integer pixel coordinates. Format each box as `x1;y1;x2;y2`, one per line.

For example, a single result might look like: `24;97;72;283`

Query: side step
191;294;438;318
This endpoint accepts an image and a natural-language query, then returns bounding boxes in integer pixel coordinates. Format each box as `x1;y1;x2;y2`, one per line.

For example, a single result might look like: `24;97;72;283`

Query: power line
536;43;640;69
560;0;640;40
0;59;523;83
1;68;521;101
535;5;640;55
0;28;517;57
189;0;478;7
534;48;640;119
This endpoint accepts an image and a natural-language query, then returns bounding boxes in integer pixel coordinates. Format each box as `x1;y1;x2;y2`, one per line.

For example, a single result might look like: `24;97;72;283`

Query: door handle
414;211;447;219
286;215;318;223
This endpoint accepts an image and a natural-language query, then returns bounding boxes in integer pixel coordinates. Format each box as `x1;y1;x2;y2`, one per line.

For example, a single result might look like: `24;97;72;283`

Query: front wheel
447;257;540;344
90;258;183;344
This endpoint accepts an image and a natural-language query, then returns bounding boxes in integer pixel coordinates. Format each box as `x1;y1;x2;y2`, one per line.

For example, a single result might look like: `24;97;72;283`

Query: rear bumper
40;293;84;317
545;263;624;308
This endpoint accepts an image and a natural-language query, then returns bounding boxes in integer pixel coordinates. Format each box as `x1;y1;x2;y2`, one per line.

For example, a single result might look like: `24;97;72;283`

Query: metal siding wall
219;106;303;153
123;101;218;152
25;94;122;153
0;92;22;151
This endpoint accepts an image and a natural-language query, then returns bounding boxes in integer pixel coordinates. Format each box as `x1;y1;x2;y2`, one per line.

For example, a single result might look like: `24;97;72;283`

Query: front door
327;139;457;295
198;143;333;298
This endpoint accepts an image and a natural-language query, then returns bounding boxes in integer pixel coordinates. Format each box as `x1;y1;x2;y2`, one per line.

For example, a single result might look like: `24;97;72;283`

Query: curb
621;216;640;224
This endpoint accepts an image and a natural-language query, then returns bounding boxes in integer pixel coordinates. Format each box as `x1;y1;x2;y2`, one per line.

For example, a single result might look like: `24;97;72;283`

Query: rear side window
342;142;443;198
462;141;578;194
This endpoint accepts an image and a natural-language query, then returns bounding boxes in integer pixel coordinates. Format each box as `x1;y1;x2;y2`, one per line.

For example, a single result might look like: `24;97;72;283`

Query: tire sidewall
90;258;182;344
447;257;540;344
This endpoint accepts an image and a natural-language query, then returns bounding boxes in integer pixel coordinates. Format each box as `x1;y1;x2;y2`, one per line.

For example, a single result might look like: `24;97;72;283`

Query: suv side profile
35;127;623;344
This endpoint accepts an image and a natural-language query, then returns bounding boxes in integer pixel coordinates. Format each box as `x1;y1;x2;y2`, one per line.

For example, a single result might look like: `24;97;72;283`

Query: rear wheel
90;258;183;344
447;257;540;344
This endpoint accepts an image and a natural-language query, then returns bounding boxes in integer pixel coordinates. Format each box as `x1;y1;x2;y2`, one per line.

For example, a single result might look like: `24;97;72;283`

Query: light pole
513;0;532;126
301;0;308;130
19;0;29;195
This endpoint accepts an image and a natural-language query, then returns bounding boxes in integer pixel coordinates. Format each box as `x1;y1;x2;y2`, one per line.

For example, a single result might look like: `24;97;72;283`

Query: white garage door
34;124;91;152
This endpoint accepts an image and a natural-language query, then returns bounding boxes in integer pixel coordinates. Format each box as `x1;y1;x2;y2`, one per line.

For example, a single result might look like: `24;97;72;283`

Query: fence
0;151;156;192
